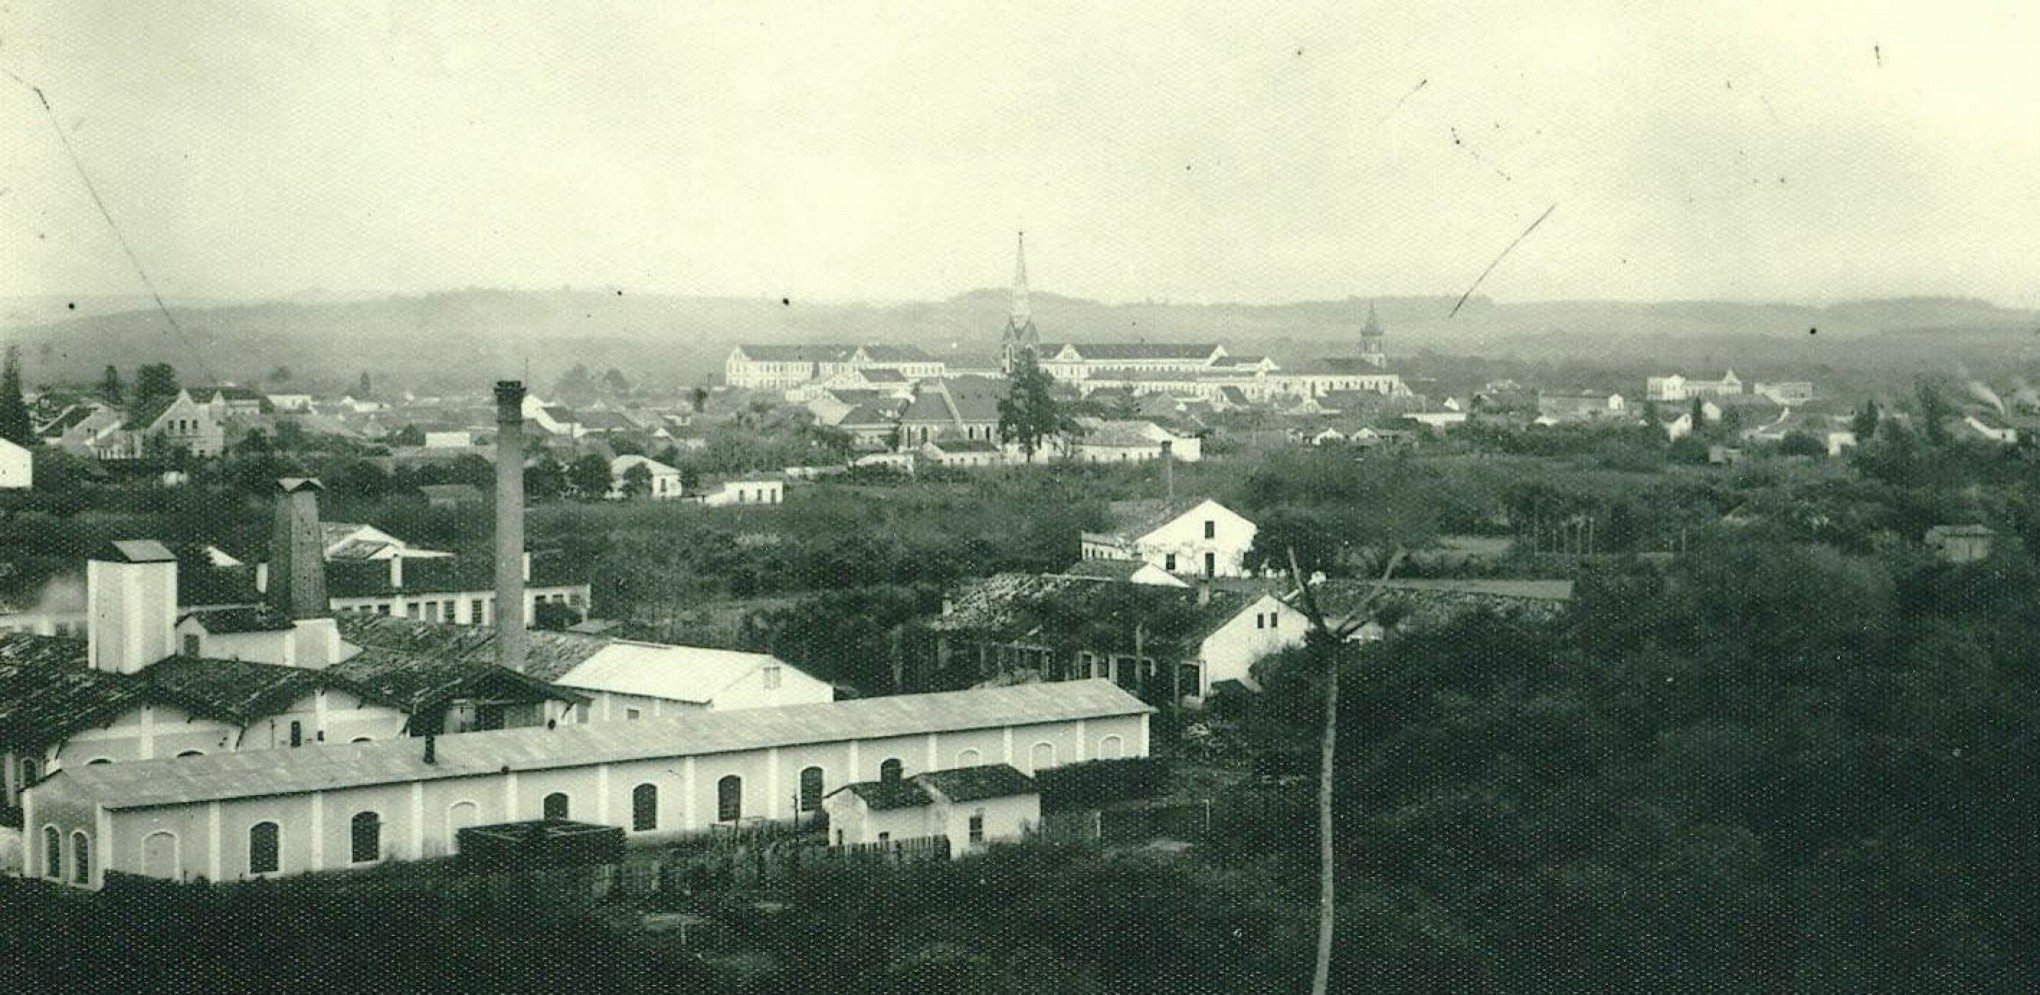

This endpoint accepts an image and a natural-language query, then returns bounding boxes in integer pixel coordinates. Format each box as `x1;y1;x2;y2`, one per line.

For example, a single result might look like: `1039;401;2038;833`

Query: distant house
896;377;1004;448
1080;498;1259;579
695;476;785;507
192;385;269;418
422;430;476;450
921;438;1007;469
1646;371;1743;402
549;642;832;718
1925;524;1994;564
418;484;486;509
824;764;1040;855
0;437;30;489
1057;418;1202;464
609;455;684;499
1753;381;1815;405
1536;390;1627;423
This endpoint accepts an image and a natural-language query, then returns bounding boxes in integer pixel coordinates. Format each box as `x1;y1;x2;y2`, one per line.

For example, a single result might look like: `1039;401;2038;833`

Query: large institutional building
726;237;1410;404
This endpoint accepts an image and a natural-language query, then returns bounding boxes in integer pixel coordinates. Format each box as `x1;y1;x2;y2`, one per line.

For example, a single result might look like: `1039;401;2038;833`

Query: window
879;758;903;784
470;598;486;622
574;702;589;724
1204;552;1216;578
542;792;570;820
625;708;642;721
877;831;890;844
350;812;382;864
1029;741;1056;772
1269;612;1278;630
1165;553;1177;572
42;826;60;878
716;775;742;822
177;750;204;758
1204;520;1216;539
182;633;201;656
955;748;982;766
797;766;826;812
72;831;90;884
87;758;111;766
1099;735;1125;760
762;665;782;690
632;783;659;831
1256;613;1265;630
969;810;985;845
289;721;303;748
20;758;39;784
249;822;280;875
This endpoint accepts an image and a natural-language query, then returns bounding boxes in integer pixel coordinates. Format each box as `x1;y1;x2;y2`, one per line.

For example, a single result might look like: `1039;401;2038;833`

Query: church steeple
1359;300;1387;367
1000;231;1040;374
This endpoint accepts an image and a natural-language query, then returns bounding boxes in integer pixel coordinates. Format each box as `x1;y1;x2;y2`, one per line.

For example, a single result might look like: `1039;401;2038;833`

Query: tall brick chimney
494;381;527;673
269;478;328;619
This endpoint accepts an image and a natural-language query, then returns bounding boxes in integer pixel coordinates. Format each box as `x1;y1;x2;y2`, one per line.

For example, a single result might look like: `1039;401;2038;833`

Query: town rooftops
43;680;1150;810
734;344;858;363
1046;342;1222;361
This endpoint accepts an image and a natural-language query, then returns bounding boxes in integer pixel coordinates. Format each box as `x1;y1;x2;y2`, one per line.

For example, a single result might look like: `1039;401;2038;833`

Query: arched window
350;812;382;863
71;831;90;885
351;737;372;744
447;801;480;847
1029;741;1056;772
799;767;825;812
249;821;280;875
20;757;39;785
176;750;204;758
955;748;982;766
1098;735;1125;760
86;758;111;765
631;784;659;832
542;792;569;820
879;758;903;784
42;826;60;879
716;775;742;823
142;831;179;880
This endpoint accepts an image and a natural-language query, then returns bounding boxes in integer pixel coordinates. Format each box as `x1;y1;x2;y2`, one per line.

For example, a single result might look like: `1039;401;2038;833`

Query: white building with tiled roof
24;680;1150;888
1080;498;1258;579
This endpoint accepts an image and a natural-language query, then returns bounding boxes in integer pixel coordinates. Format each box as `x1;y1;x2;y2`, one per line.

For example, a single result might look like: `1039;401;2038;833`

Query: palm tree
1286;546;1404;995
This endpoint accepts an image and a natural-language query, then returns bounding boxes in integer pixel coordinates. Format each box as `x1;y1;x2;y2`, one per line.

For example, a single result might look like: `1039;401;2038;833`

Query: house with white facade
1079;498;1258;579
549;642;831;720
609;455;685;499
695;476;785;507
824;763;1041;855
0;437;29;489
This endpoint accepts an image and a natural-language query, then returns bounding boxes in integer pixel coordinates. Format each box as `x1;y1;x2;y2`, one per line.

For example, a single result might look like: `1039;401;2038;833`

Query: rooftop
915;763;1037;803
46;679;1150;810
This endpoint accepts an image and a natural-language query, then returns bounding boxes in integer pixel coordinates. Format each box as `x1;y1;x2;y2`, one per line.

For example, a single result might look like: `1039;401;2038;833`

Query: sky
2;1;2037;306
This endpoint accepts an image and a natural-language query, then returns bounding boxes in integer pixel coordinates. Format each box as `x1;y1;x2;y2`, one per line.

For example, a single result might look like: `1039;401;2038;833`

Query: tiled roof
328;645;577;714
1050;343;1221;361
838;778;933;810
332;614;612;683
123;394;182;432
180;606;294;634
916;763;1036;802
735;344;857;362
552;642;788;704
50;680;1151;809
857;345;933;363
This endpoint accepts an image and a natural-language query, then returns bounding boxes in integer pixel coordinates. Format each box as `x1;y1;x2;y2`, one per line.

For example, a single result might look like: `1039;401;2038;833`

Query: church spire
1359;299;1387;367
1011;231;1031;322
1000;231;1040;374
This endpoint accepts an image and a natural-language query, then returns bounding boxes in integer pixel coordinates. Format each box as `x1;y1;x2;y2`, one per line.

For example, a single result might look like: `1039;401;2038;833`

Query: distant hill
4;289;2035;393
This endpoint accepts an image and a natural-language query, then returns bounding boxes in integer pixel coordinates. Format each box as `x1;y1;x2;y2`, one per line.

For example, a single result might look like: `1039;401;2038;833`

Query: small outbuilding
824;763;1039;857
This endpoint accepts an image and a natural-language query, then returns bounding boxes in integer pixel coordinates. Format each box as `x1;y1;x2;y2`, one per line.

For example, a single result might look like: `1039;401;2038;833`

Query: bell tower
1000;232;1040;374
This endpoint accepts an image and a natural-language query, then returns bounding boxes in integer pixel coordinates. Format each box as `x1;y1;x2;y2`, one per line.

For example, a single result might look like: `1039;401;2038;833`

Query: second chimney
494;381;528;673
270;478;329;620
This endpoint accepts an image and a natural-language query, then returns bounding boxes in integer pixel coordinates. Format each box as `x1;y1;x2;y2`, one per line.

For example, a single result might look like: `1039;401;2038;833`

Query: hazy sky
3;2;2037;306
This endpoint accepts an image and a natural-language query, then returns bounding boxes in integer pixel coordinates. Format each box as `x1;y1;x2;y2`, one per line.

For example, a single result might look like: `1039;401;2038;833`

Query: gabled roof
122;393;186;432
333;614;611;682
95;539;178;564
49;679;1150;810
552;642;793;705
916;763;1036;802
328;646;580;714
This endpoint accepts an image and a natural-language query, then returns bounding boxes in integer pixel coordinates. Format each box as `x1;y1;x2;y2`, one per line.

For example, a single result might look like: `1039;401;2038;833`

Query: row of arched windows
45;739;1129;885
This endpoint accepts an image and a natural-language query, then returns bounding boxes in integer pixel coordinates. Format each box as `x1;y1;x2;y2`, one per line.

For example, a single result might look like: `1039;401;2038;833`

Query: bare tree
1286;546;1405;995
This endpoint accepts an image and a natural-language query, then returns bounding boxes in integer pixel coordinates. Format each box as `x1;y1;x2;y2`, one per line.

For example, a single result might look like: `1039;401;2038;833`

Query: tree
98;365;125;405
1286;547;1405;995
135;363;179;405
267;365;292;384
601;368;632;395
1917;378;1954;446
1851;399;1881;440
567;453;611;500
393;424;426;446
1777;430;1826;458
620;462;652;498
357;372;373;398
525;455;566;502
997;351;1079;462
689;386;709;413
0;346;33;445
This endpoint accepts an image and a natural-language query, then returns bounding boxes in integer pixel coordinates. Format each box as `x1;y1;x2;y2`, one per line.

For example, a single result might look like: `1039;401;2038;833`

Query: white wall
1134;499;1257;578
1195;594;1308;696
0;438;30;489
